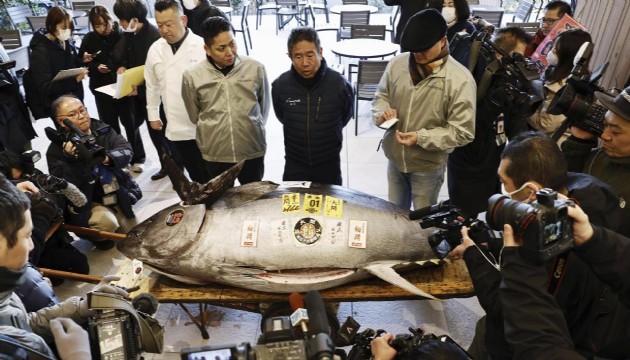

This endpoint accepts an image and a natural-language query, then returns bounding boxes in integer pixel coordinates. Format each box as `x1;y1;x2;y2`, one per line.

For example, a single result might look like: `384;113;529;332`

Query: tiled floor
29;12;486;358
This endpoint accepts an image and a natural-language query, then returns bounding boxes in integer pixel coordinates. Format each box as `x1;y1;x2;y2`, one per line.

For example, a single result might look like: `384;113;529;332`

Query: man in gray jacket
372;9;476;210
182;16;270;185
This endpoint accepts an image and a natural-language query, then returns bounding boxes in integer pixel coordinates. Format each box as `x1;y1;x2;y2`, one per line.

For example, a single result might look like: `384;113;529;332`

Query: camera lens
486;194;535;231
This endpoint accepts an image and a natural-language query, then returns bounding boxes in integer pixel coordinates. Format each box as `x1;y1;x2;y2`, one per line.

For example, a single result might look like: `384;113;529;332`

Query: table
330;4;378;14
329;38;398;60
115;259;474;339
217;6;233;15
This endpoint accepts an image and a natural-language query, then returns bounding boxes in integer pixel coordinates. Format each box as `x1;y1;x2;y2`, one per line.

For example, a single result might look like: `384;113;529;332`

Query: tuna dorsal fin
364;262;438;300
162;154;244;205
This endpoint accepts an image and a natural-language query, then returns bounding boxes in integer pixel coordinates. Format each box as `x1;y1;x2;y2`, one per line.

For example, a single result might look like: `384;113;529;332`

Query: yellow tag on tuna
303;194;323;215
324;196;343;218
281;193;301;213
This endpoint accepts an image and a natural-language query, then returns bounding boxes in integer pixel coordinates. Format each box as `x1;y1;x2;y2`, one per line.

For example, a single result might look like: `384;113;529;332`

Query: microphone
408;199;450;221
289;292;309;337
573;42;593;66
304;291;334;360
37;174;88;207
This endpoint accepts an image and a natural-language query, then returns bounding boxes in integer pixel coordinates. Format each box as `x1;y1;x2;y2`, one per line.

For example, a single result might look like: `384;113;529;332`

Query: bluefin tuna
118;159;441;298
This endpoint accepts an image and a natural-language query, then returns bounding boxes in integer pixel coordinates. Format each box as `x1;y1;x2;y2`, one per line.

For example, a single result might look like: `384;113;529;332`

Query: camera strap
547;252;570;296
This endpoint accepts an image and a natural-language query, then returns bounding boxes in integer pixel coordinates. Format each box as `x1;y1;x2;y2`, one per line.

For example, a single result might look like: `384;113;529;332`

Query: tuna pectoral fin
364;262;438;300
163;153;244;205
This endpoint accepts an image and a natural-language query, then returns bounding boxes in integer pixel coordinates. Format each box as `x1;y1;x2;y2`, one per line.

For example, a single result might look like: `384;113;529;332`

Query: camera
476;31;543;117
45;118;108;166
487;189;574;262
411;200;498;260
547;42;610;139
88;291;164;360
337;316;472;360
181;291;334;360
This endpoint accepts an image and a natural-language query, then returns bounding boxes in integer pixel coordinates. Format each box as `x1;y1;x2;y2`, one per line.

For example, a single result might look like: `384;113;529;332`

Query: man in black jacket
46;95;140;249
454;131;628;359
113;0;173;181
500;204;630;359
181;0;228;36
272;27;353;186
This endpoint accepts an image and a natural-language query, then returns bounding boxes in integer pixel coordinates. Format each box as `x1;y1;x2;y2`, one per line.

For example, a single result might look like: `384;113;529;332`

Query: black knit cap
400;8;447;52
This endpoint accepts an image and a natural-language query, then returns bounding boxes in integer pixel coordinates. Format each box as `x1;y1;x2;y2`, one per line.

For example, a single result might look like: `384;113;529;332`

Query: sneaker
130;163;145;173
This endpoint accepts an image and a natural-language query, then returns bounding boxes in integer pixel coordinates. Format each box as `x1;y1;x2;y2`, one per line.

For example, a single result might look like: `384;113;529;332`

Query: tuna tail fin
364;262;438;300
162;154;244;205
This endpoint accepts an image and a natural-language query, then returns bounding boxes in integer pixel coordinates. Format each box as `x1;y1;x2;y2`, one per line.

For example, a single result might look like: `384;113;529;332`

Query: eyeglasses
57;106;88;119
540;17;560;25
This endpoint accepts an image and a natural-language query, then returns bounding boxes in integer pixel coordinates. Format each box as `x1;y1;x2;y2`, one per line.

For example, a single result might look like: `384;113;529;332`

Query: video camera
87;291;164;359
474;31;543;117
409;200;498;260
45;118;108;166
487;188;574;262
335;316;472;360
547;42;611;139
181;291;335;360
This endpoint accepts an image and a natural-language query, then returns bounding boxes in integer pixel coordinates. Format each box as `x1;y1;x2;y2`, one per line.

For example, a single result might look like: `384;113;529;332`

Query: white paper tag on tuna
279;181;312;188
348;220;367;248
270;219;291;246
241;220;259;247
378;117;399;130
326;219;347;246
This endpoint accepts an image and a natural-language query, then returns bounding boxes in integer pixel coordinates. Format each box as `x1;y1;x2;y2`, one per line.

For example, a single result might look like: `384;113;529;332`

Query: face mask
501;182;539;203
546;49;558;66
183;0;197;10
441;7;457;25
57;28;72;41
123;18;138;33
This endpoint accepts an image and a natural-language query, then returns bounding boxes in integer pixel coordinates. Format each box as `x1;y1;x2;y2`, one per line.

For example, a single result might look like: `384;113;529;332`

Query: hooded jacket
28;28;84;113
79;22;122;90
181;55;270;163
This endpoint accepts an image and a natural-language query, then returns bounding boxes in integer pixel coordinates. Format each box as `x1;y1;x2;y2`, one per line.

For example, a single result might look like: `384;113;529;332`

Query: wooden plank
142;260;474;304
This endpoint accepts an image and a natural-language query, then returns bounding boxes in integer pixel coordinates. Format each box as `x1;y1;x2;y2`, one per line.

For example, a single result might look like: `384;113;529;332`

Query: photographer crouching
448;131;629;359
0;173;128;359
46;95;142;250
500;204;630;359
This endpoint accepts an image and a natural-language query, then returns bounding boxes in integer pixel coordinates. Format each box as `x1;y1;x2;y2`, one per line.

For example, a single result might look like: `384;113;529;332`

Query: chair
505;21;540;36
350;24;385;40
213;0;233;19
512;0;534;22
275;0;308;34
71;1;94;36
0;30;22;50
310;0;329;24
233;1;252;55
338;10;370;41
5;4;34;33
342;0;368;4
255;0;279;29
471;9;504;29
27;15;47;32
353;60;388;135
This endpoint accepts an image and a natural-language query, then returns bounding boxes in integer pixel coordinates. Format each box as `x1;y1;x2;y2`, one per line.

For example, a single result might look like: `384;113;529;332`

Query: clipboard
95;65;145;99
52;67;87;82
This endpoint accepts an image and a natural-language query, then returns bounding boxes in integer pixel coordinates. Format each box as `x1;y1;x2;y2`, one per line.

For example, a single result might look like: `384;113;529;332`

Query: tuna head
118;201;207;263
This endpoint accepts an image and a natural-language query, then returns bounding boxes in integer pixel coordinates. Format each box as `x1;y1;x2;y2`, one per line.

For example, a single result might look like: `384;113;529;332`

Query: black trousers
171;139;210;183
283;156;342;186
129;93;174;168
93;92;147;164
205;156;264;185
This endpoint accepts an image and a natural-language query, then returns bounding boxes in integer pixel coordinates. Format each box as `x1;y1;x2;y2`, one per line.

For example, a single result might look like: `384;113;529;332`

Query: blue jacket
272;60;353;166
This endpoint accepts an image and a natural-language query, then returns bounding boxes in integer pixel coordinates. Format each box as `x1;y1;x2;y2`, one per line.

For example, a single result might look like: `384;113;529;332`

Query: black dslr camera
547;42;610;139
476;31;543;117
181;291;335;360
409;200;498;260
336;316;472;360
88;291;164;360
487;189;574;262
45;118;108;166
